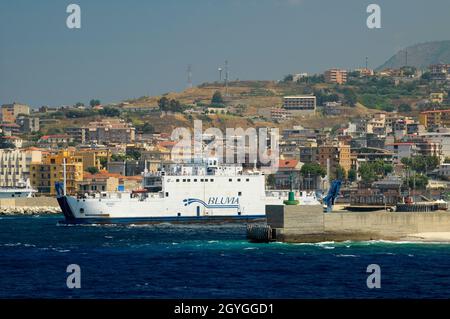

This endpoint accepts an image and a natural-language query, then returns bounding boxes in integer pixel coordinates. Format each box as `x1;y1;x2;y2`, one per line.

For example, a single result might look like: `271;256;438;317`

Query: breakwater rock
0;206;61;215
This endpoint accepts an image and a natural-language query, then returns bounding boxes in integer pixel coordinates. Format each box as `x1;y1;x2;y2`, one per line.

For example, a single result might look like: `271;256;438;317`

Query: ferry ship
56;159;320;224
0;180;37;199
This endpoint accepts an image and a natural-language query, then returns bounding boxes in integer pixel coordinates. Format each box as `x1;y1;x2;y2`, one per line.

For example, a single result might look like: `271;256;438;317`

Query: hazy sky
1;0;450;107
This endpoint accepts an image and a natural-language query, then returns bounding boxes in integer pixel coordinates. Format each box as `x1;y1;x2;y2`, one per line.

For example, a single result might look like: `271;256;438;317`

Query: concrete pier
262;205;450;243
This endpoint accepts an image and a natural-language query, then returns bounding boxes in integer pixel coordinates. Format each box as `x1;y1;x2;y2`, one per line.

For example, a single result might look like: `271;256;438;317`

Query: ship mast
63;158;67;196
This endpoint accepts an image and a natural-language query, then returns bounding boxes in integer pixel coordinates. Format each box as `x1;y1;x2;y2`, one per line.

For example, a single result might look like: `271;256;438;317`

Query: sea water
1;215;450;298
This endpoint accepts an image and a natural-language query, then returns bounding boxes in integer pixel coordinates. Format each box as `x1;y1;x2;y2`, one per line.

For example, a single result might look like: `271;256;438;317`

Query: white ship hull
0;188;36;199
56;159;321;224
58;174;270;223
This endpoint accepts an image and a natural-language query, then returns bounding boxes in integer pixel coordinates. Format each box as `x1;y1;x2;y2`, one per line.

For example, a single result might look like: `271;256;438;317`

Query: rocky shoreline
0;206;61;215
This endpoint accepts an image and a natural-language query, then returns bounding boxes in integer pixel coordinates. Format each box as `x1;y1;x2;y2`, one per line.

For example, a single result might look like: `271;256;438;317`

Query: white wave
336;254;358;258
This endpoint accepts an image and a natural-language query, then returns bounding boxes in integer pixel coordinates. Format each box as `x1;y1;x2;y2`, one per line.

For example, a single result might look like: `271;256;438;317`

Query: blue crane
323;179;342;213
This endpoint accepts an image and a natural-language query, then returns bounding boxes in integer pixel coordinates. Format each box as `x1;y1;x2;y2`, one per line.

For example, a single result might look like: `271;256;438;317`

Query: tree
421;72;431;81
75;102;84;107
99;157;108;169
398;103;412;113
211;91;224;105
86;166;99;175
158;97;170;112
99;107;121;117
0;133;14;149
300;163;326;178
139;123;155;134
169;99;184;112
348;168;357;182
266;174;276;188
126;149;141;160
342;88;357;107
47;127;62;135
405;174;429;190
335;165;346;180
283;74;293;82
358;163;376;183
401;156;439;174
89;99;101;107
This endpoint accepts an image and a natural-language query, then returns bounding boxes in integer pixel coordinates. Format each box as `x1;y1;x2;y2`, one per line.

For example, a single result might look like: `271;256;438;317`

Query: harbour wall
0;197;60;215
266;205;450;242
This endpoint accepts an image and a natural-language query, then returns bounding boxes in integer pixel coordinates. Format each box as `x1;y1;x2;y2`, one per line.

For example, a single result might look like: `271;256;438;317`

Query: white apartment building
0;149;42;187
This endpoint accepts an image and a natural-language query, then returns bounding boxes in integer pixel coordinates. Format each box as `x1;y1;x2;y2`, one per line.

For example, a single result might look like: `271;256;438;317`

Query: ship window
80;208;84;214
176;179;179;182
183;179;186;182
201;179;204;182
187;179;191;182
238;192;242;196
237;178;241;182
246;178;249;182
210;179;214;182
229;178;232;182
204;179;207;182
165;192;169;197
194;179;197;182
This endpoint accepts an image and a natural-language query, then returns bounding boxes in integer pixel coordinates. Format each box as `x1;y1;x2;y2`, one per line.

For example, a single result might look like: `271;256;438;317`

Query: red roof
420;109;450;114
279;159;299;169
0;123;20;128
40;134;70;140
159;141;176;148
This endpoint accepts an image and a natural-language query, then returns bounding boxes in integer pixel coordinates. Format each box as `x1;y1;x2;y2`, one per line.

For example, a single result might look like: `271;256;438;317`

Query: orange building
324;69;348;84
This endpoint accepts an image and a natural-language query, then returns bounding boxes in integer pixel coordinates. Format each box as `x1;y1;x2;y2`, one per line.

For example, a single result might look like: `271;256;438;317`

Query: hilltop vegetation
36;64;449;135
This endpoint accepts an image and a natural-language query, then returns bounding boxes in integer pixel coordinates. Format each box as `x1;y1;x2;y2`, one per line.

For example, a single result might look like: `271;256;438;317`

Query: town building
65;127;87;144
282;96;316;114
270;108;293;122
419;109;450;129
1;103;30;123
324;69;348;84
38;134;74;147
273;159;302;189
0;148;42;187
429;64;450;82
354;68;374;77
15;116;40;133
85;118;135;144
317;142;351;175
30;150;83;195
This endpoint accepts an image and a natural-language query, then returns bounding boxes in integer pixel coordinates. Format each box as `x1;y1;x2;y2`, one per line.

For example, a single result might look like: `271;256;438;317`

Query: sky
1;0;450;107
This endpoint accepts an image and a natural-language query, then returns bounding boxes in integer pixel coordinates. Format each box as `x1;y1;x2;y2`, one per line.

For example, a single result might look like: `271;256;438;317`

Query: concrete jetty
0;197;61;215
251;205;450;243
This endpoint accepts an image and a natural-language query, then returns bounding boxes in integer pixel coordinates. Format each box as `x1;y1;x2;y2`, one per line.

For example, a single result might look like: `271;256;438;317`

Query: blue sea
1;215;450;299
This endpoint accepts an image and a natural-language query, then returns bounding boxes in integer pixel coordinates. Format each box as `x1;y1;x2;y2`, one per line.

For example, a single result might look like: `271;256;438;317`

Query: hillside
123;81;374;130
377;40;450;70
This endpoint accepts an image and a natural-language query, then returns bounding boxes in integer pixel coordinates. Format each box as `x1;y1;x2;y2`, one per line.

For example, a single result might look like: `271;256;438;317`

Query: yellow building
318;143;351;176
74;148;111;171
419;109;450;129
30;150;83;195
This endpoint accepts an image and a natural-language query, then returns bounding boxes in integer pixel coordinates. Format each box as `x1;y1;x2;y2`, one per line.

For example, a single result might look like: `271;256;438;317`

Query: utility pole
187;64;193;88
224;60;229;97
